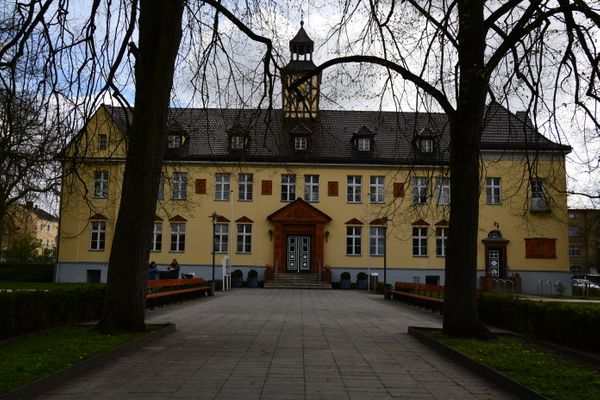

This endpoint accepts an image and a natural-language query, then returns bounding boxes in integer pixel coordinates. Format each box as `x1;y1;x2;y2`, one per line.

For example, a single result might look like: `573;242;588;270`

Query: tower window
295;137;307;150
358;138;370;152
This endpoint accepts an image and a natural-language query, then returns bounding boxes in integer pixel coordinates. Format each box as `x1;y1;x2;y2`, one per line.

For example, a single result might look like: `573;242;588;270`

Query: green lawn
429;331;600;400
0;326;154;395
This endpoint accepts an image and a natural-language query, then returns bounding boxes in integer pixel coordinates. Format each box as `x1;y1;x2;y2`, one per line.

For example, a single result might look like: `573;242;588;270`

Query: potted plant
356;272;368;290
247;269;258;288
232;269;243;288
340;271;351;289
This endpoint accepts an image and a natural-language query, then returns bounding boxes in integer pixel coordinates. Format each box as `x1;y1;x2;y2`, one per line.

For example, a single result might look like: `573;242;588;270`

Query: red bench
146;278;213;307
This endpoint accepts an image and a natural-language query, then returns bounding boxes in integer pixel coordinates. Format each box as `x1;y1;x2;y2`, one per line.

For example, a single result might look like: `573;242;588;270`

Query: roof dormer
414;128;436;154
351;126;375;153
226;123;250;152
290;123;312;151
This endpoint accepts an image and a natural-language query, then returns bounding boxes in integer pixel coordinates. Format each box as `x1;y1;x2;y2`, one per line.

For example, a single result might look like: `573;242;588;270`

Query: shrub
232;269;243;278
357;272;368;280
0;264;54;282
479;294;600;354
341;272;351;281
247;269;258;279
0;285;105;338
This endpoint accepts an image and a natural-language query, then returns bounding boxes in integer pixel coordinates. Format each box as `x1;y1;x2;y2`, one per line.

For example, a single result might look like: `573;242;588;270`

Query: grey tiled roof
104;102;570;165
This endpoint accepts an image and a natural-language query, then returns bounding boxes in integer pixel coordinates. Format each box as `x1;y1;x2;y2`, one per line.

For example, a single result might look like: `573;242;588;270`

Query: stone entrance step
264;273;331;289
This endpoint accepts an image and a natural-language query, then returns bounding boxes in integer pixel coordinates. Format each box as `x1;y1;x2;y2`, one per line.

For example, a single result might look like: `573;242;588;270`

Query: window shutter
195;179;206;194
328;181;338;196
262;180;272;195
525;238;556;258
394;182;404;198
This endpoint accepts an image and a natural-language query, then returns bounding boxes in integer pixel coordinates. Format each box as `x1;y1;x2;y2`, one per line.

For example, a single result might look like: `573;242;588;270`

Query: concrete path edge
407;326;549;400
0;323;176;400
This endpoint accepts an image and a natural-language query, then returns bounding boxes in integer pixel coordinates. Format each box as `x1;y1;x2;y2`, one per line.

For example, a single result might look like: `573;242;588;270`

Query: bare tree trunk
444;0;488;337
97;0;185;333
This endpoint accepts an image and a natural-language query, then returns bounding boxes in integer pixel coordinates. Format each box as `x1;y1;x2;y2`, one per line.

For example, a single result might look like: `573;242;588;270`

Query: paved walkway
38;290;517;399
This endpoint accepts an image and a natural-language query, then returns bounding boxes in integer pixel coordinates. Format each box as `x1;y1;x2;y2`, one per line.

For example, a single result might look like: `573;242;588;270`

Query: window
369;176;384;203
346;226;362;255
236;224;252;253
421;138;433;153
87;269;101;283
295;136;307;150
90;221;106;251
436;177;450;206
151;222;162;252
531;179;545;198
413;227;428;256
304;175;319;202
347;176;362;203
568;225;580;237
231;136;245;150
167;135;182;149
170;223;185;252
569;245;581;257
369;226;385;256
215;173;230;201
93;171;109;198
436;227;448;257
157;173;164;200
238;173;253;201
215;223;229;253
98;134;107;150
425;275;440;285
568;212;576;219
486;178;501;204
412;177;429;204
281;174;296;202
358;138;370;151
172;172;187;200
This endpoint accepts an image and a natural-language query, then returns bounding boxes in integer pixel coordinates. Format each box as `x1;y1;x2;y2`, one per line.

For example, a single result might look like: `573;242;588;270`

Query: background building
56;24;572;294
568;209;600;277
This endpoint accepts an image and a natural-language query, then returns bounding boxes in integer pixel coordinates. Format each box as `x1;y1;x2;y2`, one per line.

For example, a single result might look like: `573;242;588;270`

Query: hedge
0;285;105;338
0;264;54;282
479;294;600;354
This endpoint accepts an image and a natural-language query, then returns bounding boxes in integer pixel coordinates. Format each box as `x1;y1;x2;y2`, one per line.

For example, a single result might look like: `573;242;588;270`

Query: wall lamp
268;229;273;241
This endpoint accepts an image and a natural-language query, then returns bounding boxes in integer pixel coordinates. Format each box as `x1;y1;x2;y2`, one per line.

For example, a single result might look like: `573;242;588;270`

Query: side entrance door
286;235;311;273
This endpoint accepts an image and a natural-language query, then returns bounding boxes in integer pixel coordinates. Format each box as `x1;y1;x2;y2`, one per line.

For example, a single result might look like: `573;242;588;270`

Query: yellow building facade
57;25;571;293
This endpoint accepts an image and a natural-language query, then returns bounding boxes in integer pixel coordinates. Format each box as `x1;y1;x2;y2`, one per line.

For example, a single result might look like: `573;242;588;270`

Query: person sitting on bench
168;258;180;278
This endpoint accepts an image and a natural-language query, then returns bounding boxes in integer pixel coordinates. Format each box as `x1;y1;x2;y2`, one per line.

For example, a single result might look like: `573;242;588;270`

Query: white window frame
568;244;581;257
369;176;384;203
167;135;181;149
98;134;108;150
236;224;252;253
215;223;229;253
486;177;501;204
215;173;231;201
281;174;296;202
413;226;428;256
157;173;164;200
436;177;450;206
304;175;319;202
436;227;448;257
357;138;370;151
412;177;429;205
347;176;362;203
172;172;187;200
295;136;307;150
346;226;362;255
568;225;580;237
93;171;109;199
151;222;162;252
421;138;433;153
531;179;545;199
231;135;245;150
238;173;253;201
170;223;185;252
369;226;384;256
90;221;106;251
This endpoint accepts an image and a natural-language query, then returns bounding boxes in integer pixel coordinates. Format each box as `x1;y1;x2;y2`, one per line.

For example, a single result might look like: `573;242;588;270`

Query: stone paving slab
34;289;518;399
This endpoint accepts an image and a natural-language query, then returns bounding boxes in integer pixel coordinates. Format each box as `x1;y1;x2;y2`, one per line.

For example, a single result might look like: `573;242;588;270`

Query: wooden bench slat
146;286;210;299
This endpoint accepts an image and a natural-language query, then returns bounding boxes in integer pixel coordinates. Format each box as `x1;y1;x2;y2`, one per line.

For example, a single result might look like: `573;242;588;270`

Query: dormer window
167;134;182;149
98;134;108;150
295;137;307;150
358;138;370;152
352;126;375;153
421;138;433;153
226;124;250;152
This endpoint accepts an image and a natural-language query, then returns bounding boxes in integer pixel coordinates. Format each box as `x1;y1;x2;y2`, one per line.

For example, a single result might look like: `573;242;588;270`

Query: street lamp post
383;216;388;290
210;212;218;291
